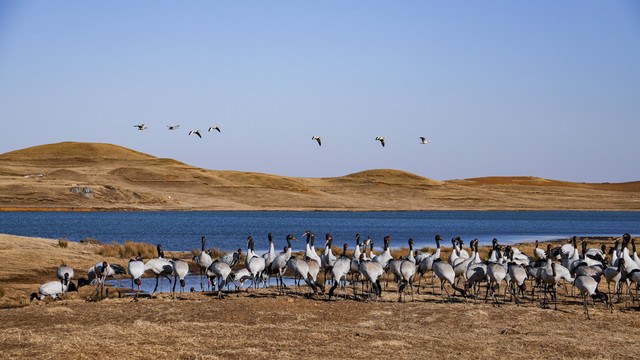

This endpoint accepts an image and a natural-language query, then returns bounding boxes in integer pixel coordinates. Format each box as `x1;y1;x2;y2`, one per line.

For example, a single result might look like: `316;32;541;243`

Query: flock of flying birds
134;124;221;139
134;124;431;147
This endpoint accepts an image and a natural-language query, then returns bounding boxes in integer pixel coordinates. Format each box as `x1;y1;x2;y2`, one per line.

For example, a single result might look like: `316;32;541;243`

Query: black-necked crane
144;256;174;295
221;248;242;268
486;247;508;306
375;137;386;147
417;234;442;294
30;281;78;302
372;236;392;270
188;130;202;138
193;236;213;291
230;268;253;290
574;275;608;319
171;259;189;298
311;136;321;146
207;259;231;299
167;125;180;130
389;238;413;286
419;137;431;144
208;126;221;132
506;248;528;305
397;238;416;302
262;233;276;286
286;256;322;296
358;253;385;300
448;238;460;266
453;239;476;282
432;258;466;302
269;234;296;294
533;240;546;260
56;266;74;286
604;258;624;308
134;124;147;130
127;255;145;297
464;244;487;300
56;266;74;299
246;236;267;290
328;243;351;300
350;234;363;290
78;261;126;300
540;253;559;310
321;233;337;285
304;232;321;287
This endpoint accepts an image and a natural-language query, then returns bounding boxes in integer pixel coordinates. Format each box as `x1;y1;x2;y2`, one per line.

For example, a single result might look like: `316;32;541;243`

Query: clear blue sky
1;1;638;182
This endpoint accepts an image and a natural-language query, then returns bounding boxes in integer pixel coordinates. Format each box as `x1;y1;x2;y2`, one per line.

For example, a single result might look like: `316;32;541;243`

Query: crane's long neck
201;238;206;252
407;244;415;262
354;242;361;258
305;240;312;256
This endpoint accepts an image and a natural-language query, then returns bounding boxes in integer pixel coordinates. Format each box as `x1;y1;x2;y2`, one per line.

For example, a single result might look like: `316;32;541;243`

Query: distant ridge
0;141;638;211
0;142;158;162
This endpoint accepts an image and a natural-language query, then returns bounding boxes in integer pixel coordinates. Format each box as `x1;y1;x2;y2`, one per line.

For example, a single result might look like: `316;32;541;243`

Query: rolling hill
0;142;638;211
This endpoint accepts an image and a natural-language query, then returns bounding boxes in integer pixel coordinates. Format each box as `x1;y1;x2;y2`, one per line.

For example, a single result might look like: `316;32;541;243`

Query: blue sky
0;1;638;182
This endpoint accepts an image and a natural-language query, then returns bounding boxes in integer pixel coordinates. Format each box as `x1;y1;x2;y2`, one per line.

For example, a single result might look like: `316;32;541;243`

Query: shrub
58;238;69;248
99;241;158;259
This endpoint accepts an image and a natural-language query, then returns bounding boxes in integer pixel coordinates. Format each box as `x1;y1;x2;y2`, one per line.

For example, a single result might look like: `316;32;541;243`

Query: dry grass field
2;233;640;359
0;141;639;211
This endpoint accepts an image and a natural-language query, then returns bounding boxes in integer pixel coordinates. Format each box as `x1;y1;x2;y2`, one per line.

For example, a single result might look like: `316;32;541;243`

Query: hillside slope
0;142;638;211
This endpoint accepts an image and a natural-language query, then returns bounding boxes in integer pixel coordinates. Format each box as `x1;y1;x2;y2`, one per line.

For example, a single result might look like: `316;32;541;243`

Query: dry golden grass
99;240;158;259
3;233;640;359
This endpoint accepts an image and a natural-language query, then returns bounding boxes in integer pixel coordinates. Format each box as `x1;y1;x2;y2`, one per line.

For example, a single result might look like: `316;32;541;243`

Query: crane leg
583;294;590;320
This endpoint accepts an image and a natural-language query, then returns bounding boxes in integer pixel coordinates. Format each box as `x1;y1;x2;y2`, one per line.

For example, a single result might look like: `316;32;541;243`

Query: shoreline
1;207;639;212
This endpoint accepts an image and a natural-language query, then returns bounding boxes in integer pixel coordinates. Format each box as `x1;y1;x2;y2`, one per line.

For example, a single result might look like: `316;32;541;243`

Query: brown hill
0;141;638;211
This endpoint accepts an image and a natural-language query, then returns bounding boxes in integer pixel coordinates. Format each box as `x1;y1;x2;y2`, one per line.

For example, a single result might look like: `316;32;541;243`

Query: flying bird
208;126;221;132
375;137;386;147
312;136;321;146
134;124;147;130
167;125;180;130
189;130;202;138
420;137;431;144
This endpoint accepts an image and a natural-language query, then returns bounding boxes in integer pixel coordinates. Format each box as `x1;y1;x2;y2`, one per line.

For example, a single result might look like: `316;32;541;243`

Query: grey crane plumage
30;281;78;302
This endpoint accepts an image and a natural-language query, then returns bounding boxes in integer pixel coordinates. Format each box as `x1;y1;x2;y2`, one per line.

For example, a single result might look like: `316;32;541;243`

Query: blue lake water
1;211;639;253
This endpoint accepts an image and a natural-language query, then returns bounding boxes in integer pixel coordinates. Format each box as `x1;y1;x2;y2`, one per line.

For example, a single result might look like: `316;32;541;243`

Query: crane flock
134;123;431;146
29;232;640;320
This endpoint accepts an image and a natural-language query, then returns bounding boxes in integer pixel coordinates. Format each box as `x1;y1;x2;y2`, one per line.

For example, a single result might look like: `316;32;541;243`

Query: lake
1;211;639;252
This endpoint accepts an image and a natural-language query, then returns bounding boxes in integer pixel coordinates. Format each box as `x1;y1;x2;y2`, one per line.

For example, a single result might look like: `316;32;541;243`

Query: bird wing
110;263;127;275
381;139;385;147
317;138;321;146
420;137;425;141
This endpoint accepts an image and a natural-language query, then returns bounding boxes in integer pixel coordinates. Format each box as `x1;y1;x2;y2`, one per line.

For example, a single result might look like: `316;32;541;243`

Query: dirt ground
2;234;640;359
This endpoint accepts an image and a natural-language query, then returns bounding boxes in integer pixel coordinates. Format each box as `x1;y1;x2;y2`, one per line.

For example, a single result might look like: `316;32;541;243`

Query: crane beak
291;237;298;242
